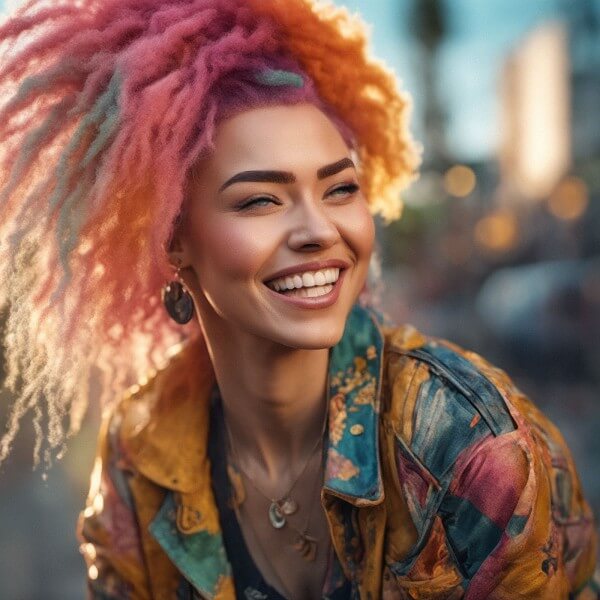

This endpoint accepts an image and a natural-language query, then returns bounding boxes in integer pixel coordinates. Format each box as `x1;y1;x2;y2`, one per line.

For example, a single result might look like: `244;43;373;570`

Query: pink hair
0;0;417;467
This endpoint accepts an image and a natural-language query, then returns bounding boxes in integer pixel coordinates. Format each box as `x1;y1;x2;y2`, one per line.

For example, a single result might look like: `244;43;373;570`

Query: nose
287;195;340;251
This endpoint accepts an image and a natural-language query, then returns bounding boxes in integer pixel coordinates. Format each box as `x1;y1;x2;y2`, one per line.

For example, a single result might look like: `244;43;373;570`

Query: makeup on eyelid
236;182;361;210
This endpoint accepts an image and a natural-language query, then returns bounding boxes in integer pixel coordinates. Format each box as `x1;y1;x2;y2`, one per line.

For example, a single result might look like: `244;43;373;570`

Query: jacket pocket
380;416;442;576
384;517;464;600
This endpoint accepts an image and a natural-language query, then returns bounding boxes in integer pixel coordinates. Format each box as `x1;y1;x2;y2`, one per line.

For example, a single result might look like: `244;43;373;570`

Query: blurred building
566;0;600;165
498;22;571;202
499;2;600;201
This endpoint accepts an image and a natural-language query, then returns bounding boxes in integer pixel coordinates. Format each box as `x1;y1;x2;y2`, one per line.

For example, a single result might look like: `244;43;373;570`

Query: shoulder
379;322;561;484
378;322;599;595
382;325;517;446
111;335;202;443
78;345;205;598
379;322;595;534
103;335;216;492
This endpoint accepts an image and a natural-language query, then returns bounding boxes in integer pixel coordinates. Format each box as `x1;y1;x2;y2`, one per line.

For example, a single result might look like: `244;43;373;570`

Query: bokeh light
443;165;477;197
474;209;519;252
547;176;589;221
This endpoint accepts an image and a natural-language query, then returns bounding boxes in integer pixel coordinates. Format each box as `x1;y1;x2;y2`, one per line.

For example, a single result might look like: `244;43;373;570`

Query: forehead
205;103;350;178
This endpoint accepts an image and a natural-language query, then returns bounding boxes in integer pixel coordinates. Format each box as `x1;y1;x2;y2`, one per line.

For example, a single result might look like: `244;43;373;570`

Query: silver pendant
268;502;286;529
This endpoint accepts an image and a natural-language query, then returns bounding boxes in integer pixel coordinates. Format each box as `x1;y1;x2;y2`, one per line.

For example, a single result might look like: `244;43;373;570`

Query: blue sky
336;0;563;161
0;0;566;160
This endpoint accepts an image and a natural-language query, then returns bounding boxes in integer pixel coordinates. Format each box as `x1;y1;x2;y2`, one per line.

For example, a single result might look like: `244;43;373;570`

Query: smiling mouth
264;267;344;298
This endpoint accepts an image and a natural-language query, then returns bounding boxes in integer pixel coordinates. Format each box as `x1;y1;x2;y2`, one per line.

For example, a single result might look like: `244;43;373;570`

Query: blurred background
1;0;599;597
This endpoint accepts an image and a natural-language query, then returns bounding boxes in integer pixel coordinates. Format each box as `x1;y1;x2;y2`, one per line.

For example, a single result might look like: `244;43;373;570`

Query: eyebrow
217;157;356;193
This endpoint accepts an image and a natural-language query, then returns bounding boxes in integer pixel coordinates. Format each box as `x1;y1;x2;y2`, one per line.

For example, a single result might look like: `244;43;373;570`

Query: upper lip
263;259;351;283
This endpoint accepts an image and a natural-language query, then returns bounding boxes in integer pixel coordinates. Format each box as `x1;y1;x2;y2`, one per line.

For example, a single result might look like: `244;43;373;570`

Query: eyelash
238;183;360;210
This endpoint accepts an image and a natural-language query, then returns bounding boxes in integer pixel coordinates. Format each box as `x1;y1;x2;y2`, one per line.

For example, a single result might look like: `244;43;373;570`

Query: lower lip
264;269;347;309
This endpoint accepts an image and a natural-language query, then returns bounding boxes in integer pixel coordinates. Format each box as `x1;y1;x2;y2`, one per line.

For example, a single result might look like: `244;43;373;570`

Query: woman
0;0;597;598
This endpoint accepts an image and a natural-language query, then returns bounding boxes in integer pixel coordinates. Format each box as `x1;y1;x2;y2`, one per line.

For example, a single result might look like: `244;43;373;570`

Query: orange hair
250;0;421;222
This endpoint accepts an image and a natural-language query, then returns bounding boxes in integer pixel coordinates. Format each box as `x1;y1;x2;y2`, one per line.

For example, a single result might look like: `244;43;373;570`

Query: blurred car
475;257;600;380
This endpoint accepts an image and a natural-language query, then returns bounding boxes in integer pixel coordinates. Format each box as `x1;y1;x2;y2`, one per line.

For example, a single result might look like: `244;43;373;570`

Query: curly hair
0;0;419;468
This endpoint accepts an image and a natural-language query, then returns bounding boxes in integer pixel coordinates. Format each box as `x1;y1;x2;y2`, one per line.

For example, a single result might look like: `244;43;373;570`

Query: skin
169;102;375;598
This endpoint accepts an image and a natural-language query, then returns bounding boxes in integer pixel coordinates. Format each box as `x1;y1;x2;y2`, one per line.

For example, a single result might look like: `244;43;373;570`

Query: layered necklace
222;390;329;563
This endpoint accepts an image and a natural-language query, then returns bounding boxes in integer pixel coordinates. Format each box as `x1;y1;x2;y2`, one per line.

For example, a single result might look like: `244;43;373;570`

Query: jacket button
350;424;364;436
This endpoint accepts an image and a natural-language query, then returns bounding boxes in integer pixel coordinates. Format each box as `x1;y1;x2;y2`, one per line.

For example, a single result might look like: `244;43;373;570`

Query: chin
264;321;346;350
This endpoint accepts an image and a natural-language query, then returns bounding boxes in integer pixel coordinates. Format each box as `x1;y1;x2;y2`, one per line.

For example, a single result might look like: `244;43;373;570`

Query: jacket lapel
118;337;234;598
148;490;233;599
319;303;391;599
323;302;386;506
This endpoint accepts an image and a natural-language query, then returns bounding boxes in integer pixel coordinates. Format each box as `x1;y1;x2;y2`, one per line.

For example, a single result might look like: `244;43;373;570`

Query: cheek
339;202;375;260
190;214;273;282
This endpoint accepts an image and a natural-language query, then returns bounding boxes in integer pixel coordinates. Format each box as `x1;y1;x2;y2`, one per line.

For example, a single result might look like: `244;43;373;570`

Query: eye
328;183;360;198
238;195;278;210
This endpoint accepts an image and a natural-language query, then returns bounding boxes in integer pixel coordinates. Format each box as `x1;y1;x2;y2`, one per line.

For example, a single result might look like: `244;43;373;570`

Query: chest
214;445;339;599
127;423;451;599
233;484;333;599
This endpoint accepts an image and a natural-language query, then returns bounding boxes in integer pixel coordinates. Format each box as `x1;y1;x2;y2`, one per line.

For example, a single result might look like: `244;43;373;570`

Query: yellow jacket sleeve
76;407;152;600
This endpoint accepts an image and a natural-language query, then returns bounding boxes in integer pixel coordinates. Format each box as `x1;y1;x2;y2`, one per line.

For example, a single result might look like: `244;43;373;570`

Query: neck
202;322;330;482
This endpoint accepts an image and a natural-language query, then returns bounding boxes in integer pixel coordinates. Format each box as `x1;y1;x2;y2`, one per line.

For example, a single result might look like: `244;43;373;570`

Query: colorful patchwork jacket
77;302;599;599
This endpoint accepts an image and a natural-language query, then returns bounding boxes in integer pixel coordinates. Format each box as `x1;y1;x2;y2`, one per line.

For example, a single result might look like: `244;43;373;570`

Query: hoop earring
162;267;194;324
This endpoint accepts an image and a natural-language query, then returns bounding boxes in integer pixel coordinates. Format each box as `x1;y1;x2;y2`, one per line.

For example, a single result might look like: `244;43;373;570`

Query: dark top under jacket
208;385;353;600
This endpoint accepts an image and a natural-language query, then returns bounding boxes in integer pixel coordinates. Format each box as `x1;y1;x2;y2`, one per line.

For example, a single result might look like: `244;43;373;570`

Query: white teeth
266;268;341;292
302;273;315;287
284;284;333;298
314;271;326;286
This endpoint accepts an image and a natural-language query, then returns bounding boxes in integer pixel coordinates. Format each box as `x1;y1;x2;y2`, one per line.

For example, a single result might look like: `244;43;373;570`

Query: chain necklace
231;449;325;600
222;387;329;561
232;499;297;599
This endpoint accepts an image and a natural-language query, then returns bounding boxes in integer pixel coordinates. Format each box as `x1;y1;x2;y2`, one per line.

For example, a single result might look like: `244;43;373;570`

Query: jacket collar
120;301;386;506
119;303;388;597
322;302;385;505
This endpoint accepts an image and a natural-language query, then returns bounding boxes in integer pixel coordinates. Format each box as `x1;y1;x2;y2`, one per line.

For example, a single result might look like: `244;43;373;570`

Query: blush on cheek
360;219;376;254
344;206;375;256
194;217;275;283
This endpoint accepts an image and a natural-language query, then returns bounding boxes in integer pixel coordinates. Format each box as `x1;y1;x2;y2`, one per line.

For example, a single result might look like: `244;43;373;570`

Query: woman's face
177;102;375;349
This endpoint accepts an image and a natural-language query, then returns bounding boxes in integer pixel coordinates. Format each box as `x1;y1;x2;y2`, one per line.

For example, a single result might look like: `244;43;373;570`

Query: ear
167;226;193;270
